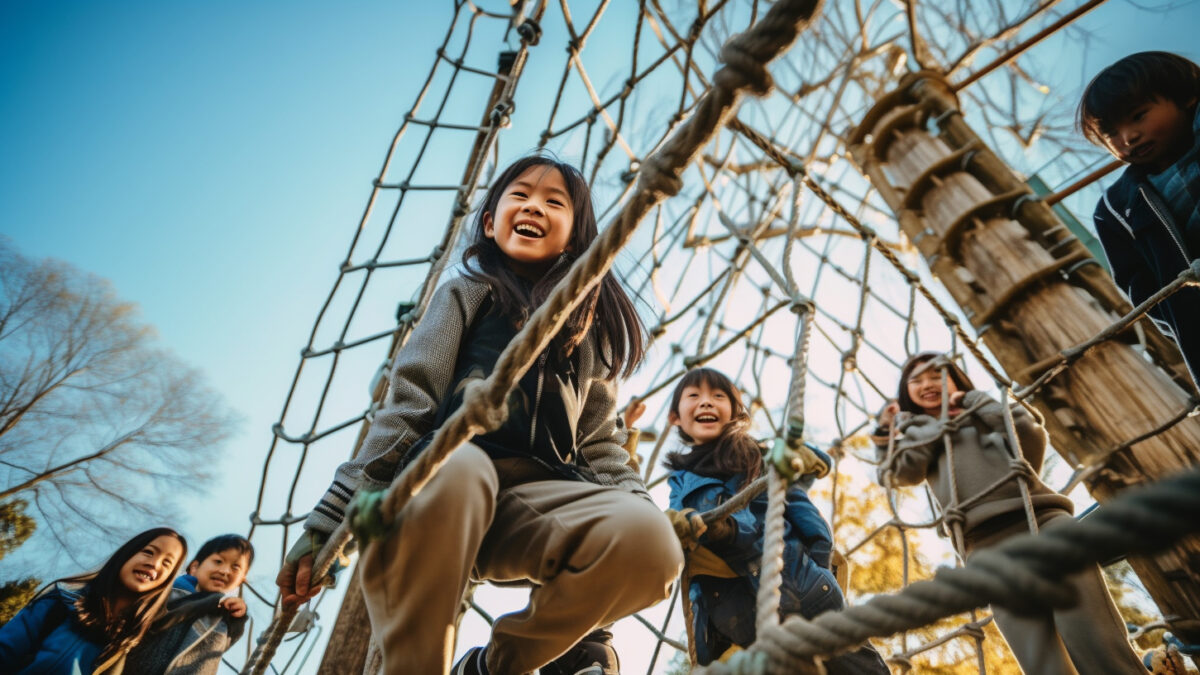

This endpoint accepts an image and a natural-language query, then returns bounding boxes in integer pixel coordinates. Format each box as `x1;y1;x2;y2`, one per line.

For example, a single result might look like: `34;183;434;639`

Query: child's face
906;363;960;416
669;381;734;444
1101;96;1195;173
188;548;250;593
484;165;575;279
119;535;183;595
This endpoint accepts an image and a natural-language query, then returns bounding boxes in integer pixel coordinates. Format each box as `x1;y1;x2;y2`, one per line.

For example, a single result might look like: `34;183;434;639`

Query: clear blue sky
2;0;1199;671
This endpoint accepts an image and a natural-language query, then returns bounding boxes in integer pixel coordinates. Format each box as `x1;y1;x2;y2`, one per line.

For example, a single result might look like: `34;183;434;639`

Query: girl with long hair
277;155;680;675
0;527;187;674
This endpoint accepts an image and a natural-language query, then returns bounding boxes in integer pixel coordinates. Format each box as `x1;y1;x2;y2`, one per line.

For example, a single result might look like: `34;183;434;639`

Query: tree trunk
849;72;1200;651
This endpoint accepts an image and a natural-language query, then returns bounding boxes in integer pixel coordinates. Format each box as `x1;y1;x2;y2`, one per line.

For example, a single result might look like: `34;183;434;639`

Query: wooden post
849;72;1200;652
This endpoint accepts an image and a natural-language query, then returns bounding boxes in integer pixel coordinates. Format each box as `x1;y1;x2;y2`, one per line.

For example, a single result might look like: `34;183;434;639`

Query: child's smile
119;535;182;594
484;165;575;278
906;364;961;416
671;382;733;444
190;548;250;593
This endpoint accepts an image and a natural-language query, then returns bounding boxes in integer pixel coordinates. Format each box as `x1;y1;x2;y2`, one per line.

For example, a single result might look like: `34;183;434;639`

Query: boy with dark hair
1079;51;1200;391
126;534;255;675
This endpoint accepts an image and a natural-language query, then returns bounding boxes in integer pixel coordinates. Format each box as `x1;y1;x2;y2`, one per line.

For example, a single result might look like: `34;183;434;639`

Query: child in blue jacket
1079;51;1200;391
664;367;889;672
0;527;187;674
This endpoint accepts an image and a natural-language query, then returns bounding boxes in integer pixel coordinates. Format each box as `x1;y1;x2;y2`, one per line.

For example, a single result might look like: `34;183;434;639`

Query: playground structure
237;1;1200;672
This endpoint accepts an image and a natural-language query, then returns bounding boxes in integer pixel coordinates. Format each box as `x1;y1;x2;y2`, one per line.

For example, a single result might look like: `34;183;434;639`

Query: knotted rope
699;467;1200;674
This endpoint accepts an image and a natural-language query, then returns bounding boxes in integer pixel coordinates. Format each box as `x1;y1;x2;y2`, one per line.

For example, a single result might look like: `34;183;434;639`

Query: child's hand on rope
703;515;737;545
276;529;342;607
665;508;707;551
623;397;646;429
948;390;965;414
218;596;247;618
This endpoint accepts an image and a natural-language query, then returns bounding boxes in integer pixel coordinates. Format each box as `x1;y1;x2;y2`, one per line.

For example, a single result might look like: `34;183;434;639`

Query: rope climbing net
237;1;1200;673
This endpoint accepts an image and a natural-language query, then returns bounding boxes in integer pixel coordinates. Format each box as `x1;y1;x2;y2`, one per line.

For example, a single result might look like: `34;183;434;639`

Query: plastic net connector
516;17;541;45
766;437;828;483
348;488;392;545
286;607;319;634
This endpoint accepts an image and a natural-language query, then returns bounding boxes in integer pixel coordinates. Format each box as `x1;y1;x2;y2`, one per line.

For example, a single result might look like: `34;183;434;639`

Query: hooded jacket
0;584;100;675
305;274;646;535
878;390;1074;534
667;446;836;664
122;575;245;675
1093;160;1200;391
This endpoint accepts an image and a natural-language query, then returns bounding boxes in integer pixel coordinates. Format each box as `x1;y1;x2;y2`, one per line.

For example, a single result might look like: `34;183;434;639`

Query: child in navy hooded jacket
1080;51;1200;391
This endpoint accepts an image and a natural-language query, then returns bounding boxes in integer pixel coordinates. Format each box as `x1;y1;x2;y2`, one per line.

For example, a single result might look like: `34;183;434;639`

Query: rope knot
716;40;774;96
1008;458;1037;482
941;506;966;531
635;155;684;200
516;17;541;45
461;379;509;434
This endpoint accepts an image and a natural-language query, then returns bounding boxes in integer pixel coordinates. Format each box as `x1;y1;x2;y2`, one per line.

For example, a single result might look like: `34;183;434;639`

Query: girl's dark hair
896;352;976;415
1078;51;1200;145
56;527;187;663
462;154;645;378
664;368;763;485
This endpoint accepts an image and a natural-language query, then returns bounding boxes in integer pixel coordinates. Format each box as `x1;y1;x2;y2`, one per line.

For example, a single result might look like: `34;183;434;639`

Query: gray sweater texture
305;275;646;534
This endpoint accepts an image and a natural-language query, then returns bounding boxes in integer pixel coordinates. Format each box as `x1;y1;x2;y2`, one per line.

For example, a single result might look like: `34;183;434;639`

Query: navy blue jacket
0;585;101;674
1093;169;1200;391
668;449;838;664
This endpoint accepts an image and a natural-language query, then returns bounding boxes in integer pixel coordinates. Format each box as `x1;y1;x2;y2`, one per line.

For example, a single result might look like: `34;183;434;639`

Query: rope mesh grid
237;1;1200;673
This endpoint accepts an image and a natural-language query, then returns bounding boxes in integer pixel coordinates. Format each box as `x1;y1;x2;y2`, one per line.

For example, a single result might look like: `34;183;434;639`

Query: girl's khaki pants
967;509;1145;675
360;443;683;675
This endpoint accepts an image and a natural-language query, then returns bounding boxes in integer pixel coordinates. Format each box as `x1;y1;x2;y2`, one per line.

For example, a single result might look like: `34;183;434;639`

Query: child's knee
605;500;683;591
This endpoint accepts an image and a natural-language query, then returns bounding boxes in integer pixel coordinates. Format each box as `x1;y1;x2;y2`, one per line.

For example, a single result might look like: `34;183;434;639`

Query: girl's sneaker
451;646;489;675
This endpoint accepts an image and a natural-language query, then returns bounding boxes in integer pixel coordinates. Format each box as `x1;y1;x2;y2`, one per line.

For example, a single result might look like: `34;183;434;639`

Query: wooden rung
974;249;1089;329
869;104;929;161
934;188;1029;258
901;141;982;211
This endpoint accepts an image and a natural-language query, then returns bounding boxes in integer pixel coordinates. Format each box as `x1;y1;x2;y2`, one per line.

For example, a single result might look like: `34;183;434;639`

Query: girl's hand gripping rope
275;529;348;607
666;508;708;551
766;438;830;483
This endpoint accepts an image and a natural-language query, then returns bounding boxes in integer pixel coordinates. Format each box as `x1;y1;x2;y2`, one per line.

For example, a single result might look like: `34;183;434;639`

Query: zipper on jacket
1139;186;1192;265
529;350;549;451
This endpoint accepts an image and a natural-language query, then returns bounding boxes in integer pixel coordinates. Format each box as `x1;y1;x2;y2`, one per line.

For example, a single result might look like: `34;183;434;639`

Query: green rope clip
348;488;392;545
725;649;769;675
767;437;804;482
767;437;830;482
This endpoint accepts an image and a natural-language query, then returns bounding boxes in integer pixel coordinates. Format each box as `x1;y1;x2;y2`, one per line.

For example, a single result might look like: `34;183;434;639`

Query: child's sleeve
961;390;1048;470
0;592;58;667
304;277;487;534
577;373;650;497
1094;195;1163;313
878;414;942;487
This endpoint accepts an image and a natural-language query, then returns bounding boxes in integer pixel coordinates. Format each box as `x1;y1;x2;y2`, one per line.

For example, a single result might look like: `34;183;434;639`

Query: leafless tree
0;238;237;565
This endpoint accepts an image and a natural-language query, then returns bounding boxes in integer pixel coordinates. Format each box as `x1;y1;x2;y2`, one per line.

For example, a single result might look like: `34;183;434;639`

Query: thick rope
698;467;1200;674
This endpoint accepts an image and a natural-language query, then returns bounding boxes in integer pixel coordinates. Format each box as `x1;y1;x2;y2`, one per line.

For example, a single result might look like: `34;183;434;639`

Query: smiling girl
875;352;1144;674
0;527;187;674
664;368;889;671
278;154;681;675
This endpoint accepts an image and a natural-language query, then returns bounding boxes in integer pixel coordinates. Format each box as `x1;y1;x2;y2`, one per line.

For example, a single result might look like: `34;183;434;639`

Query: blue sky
3;0;1199;671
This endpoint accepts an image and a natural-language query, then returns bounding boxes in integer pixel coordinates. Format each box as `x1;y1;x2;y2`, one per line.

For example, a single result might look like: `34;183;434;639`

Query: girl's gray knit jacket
305;275;647;535
877;390;1074;534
